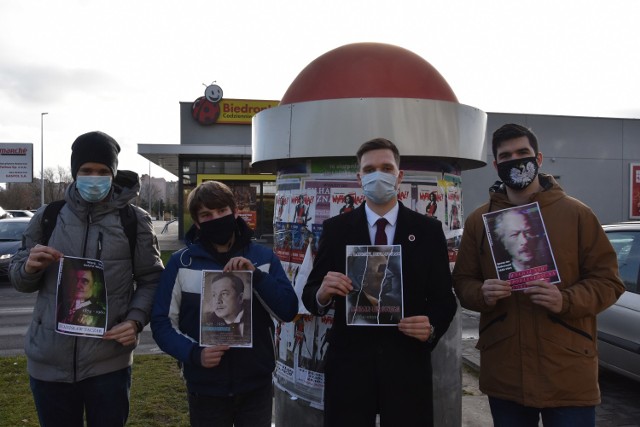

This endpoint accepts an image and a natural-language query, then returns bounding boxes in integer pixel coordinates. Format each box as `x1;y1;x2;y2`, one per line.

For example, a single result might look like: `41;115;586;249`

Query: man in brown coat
453;123;624;426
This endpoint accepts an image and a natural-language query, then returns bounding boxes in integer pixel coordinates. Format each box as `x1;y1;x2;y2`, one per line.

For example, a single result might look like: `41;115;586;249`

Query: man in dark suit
302;137;457;427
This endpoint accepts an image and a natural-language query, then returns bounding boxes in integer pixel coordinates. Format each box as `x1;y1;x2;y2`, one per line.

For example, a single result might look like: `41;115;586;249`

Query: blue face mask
361;171;398;205
76;176;113;203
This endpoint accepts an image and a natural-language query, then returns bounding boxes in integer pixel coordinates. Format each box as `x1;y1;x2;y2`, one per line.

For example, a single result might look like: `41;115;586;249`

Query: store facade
138;94;279;239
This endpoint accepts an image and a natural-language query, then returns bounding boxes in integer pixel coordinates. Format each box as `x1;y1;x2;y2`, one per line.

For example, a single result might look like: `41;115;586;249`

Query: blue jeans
188;383;273;427
489;396;595;427
30;367;132;427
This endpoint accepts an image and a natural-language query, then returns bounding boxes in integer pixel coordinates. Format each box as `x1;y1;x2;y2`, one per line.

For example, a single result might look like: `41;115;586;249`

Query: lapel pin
408;235;415;242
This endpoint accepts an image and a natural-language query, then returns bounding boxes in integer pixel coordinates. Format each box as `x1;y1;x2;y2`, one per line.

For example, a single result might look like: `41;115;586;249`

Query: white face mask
361;171;398;204
76;175;112;203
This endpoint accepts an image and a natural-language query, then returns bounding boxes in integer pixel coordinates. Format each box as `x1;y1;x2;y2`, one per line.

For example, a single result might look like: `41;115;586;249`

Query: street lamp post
40;112;48;207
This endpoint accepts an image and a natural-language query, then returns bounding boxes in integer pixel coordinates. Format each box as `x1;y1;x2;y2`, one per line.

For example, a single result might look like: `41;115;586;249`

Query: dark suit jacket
302;201;457;364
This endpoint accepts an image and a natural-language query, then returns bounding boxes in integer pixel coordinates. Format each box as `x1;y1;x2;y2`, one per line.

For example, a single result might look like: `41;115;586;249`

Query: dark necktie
374;218;388;245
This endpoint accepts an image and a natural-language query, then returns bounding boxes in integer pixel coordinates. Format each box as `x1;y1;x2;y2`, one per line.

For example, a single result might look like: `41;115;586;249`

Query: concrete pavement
461;339;492;426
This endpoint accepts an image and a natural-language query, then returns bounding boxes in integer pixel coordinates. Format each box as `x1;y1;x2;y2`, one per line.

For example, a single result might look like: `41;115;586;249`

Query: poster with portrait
482;202;560;290
630;163;640;219
55;256;107;338
200;270;253;347
328;187;364;217
288;189;316;227
416;184;444;222
274;190;291;223
443;173;462;231
345;245;403;325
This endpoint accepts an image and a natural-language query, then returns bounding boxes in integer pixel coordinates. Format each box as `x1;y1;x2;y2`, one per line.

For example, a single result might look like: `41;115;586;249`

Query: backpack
41;200;138;262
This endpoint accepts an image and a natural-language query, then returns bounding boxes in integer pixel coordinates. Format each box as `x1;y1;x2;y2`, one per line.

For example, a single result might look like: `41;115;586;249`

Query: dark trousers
188;383;273;427
489;396;596;427
323;346;433;427
30;367;132;427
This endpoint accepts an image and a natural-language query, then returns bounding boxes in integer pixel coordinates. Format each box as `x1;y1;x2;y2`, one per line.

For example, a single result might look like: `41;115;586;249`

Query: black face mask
198;214;236;245
497;156;539;190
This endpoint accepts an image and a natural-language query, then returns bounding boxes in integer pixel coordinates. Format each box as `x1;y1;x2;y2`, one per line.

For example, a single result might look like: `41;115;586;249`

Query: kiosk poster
482;202;560;290
345;245;403;325
55;257;107;338
200;270;253;347
416;184;444;222
274;313;332;408
304;180;360;224
328;187;364;217
289;190;316;227
443;173;462;231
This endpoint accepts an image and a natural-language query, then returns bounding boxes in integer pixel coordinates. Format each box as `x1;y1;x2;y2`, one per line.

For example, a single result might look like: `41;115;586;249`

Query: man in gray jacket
10;131;164;427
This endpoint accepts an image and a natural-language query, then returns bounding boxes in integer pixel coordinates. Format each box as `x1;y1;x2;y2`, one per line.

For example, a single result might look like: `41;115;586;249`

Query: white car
598;222;640;381
6;209;34;218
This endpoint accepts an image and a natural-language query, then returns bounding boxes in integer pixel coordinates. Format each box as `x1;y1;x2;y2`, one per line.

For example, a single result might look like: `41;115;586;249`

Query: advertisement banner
0;143;33;183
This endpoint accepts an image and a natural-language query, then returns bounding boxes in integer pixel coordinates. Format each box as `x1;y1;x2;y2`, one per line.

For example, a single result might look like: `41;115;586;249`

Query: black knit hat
70;131;121;179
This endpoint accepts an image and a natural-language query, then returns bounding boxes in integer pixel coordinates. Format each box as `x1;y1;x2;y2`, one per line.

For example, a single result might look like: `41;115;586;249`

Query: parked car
598;221;640;381
6;209;34;218
0;217;31;283
0;206;11;219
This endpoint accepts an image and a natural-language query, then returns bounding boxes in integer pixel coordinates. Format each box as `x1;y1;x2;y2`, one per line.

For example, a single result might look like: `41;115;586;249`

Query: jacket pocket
541;314;596;358
477;313;515;351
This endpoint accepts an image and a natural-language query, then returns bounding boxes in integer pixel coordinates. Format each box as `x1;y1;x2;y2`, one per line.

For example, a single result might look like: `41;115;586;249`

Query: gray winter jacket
10;171;164;382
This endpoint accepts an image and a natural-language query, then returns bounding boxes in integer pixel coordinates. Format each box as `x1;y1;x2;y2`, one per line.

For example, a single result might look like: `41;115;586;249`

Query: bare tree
138;174;163;218
43;166;72;203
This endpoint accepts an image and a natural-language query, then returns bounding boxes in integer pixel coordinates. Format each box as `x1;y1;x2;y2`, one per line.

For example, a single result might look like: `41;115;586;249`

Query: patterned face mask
496;157;539;190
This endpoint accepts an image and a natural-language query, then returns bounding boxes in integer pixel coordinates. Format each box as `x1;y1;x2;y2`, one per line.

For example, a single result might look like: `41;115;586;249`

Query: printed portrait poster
328;187;364;217
443;173;463;231
630;163;640;219
55;256;107;338
482;202;561;290
274;191;291;223
416;184;445;223
305;180;360;224
345;245;403;326
288;189;316;227
200;270;253;347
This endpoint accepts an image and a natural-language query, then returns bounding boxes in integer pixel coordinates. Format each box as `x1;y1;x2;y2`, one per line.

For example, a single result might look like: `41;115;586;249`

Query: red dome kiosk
253;42;487;426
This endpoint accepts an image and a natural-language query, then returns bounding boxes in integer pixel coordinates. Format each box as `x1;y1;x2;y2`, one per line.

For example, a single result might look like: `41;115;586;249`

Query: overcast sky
1;0;638;181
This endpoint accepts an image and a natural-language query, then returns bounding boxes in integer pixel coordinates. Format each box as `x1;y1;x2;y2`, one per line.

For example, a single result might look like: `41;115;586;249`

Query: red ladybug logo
192;96;221;125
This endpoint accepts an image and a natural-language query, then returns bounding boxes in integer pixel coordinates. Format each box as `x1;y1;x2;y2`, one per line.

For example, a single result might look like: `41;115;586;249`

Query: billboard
0;143;33;183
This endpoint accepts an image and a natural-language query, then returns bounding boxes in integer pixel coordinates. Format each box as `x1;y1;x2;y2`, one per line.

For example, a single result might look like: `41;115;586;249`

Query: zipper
96;232;103;260
73;337;78;382
548;315;593;341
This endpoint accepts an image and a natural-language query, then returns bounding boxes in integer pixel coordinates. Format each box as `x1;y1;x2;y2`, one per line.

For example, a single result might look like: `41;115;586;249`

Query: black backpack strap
119;204;138;264
41;200;66;245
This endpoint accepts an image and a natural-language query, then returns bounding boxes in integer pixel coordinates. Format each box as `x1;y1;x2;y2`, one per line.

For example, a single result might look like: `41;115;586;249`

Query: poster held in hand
55;256;108;337
200;270;253;347
345;245;403;326
482;202;560;290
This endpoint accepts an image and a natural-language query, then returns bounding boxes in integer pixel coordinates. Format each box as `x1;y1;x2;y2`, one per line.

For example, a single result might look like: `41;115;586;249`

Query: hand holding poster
345;245;403;325
200;270;253;347
482;202;560;290
56;256;107;337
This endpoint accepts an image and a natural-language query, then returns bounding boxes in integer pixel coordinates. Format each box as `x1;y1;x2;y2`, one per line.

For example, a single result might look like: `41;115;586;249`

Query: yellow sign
217;99;279;124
